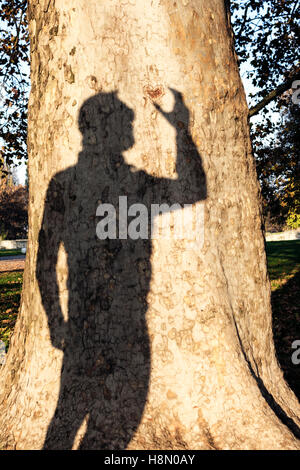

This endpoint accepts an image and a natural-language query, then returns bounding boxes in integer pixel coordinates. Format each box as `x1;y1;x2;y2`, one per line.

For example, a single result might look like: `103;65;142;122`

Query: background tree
231;0;299;116
277;101;300;229
0;0;29;174
0;172;28;239
231;0;300;230
254;100;300;231
0;0;299;450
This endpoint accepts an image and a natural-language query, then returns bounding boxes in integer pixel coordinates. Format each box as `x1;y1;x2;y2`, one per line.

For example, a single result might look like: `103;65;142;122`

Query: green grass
266;239;300;289
0;249;22;258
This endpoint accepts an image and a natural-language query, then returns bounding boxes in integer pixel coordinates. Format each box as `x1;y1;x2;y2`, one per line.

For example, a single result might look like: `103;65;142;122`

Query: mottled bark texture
0;0;299;450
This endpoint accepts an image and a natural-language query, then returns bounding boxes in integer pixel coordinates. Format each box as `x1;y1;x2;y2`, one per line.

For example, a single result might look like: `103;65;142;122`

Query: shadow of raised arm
153;88;207;205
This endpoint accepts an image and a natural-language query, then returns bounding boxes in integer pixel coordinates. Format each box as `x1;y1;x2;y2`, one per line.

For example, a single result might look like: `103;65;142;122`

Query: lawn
266;240;300;289
0;240;299;398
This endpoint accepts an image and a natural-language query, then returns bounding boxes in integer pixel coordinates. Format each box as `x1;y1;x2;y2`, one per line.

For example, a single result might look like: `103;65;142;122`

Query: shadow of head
78;92;135;154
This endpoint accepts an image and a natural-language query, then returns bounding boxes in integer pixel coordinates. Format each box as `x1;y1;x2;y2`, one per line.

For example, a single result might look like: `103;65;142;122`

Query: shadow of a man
36;89;206;449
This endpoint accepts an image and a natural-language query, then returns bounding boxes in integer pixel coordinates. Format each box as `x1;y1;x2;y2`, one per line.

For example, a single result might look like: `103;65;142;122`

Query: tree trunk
0;0;299;450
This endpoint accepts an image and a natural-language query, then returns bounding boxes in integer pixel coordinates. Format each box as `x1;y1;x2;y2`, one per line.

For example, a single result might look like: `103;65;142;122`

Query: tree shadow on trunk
36;90;207;449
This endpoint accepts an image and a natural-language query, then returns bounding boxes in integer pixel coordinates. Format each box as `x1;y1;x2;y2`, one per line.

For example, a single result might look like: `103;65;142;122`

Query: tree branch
249;71;300;118
235;4;250;43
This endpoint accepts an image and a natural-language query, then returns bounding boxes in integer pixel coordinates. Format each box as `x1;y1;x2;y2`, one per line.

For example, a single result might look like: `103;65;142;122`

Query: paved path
0;255;26;273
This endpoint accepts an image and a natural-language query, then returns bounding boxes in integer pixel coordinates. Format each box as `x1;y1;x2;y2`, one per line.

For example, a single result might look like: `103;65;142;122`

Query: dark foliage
0;0;29;174
0;180;28;239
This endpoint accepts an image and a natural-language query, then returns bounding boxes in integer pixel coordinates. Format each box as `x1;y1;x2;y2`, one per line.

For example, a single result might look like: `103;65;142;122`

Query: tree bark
0;0;299;450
